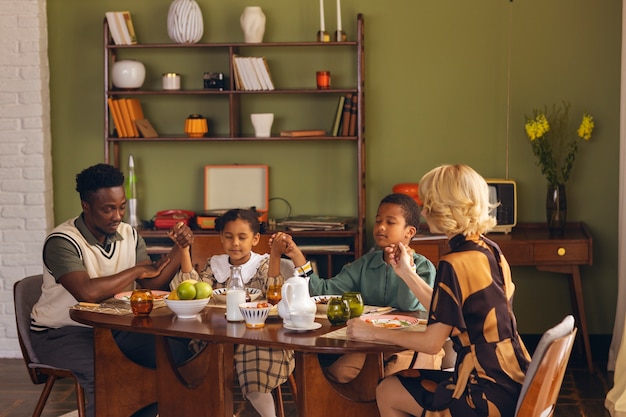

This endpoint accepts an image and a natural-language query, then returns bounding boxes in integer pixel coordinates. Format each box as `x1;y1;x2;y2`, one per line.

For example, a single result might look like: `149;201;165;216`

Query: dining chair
13;274;87;417
514;315;577;417
272;373;297;417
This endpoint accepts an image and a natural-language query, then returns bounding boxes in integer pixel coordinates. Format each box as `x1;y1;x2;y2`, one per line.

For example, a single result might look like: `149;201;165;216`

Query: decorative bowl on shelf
111;60;146;89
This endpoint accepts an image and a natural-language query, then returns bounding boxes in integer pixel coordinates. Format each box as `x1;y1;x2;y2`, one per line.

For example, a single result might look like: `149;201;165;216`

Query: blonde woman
347;164;531;417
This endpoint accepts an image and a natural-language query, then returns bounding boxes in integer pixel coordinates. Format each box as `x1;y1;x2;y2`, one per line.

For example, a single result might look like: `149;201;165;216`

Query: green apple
194;281;213;300
176;281;196;300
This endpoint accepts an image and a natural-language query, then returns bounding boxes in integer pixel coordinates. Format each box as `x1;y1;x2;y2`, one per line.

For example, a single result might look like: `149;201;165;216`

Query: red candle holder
316;71;331;90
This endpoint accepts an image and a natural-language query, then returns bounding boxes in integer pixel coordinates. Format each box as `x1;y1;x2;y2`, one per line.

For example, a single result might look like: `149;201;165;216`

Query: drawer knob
557;247;566;256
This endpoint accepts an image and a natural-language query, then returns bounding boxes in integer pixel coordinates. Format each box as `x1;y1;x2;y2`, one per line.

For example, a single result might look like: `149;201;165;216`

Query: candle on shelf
334;0;346;42
316;0;330;42
336;0;342;31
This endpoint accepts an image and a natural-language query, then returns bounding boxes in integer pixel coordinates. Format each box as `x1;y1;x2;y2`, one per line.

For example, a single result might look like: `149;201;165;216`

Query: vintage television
486;179;517;234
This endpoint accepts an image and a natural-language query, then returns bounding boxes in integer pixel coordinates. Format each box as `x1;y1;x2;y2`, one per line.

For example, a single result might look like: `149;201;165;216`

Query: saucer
283;321;322;332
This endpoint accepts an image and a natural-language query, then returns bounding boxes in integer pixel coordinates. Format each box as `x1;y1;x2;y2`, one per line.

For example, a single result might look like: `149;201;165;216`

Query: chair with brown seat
13;274;86;417
515;315;577;417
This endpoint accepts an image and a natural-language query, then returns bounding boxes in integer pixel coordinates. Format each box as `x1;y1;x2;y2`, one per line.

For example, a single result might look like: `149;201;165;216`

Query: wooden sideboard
140;228;359;278
410;222;594;372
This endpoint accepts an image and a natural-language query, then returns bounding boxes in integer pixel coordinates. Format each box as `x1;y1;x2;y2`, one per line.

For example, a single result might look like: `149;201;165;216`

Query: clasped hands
167;221;194;248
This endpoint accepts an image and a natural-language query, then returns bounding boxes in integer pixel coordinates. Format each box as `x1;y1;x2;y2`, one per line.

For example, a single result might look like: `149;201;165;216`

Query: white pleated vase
240;6;266;43
167;0;204;44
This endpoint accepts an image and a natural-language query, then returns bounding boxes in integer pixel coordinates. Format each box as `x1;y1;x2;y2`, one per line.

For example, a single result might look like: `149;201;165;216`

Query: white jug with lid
277;273;316;325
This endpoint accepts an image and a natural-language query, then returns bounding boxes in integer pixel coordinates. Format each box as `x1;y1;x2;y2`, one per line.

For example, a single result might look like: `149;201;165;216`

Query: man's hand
168;222;194;248
138;256;171;279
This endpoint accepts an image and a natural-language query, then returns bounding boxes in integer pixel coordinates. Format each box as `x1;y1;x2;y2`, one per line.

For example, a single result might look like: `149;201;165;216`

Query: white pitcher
278;274;316;325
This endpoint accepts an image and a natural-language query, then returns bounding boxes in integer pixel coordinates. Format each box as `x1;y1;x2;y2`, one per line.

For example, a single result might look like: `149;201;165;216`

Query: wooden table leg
155;338;234;417
294;352;383;417
93;328;234;417
94;327;157;417
537;265;594;373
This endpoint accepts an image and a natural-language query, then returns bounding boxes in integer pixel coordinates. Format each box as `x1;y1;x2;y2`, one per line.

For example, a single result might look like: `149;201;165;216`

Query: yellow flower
577;114;594;140
524;102;595;185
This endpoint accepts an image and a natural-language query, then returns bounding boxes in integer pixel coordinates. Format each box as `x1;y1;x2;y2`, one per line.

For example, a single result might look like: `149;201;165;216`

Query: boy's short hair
418;164;497;236
215;208;261;234
379;193;421;229
75;163;125;203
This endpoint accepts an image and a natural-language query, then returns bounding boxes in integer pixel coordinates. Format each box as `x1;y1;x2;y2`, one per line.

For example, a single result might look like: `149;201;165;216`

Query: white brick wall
0;0;53;358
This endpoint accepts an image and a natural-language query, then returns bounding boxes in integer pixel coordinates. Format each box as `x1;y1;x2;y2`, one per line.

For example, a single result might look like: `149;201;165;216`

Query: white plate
361;314;421;329
212;287;262;303
283;321;322;332
114;290;170;303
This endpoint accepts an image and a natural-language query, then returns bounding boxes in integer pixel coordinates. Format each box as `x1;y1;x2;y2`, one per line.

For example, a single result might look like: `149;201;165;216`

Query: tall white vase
167;0;204;44
240;7;266;43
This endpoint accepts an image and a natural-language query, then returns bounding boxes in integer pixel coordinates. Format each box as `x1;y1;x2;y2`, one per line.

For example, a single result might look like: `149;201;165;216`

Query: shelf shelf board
106;135;358;142
107;41;357;49
107;88;357;96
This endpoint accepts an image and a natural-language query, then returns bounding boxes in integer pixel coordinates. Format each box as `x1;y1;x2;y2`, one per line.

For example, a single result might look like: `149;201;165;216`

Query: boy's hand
270;232;307;266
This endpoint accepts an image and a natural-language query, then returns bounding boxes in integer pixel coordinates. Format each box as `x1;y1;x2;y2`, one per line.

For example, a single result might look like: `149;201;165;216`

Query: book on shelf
340;92;353;136
280;215;354;231
120;11;137;44
348;93;358;136
105;11;136;45
331;95;346;137
280;130;326;137
118;98;138;137
232;55;274;91
135;119;159;138
107;98;125;137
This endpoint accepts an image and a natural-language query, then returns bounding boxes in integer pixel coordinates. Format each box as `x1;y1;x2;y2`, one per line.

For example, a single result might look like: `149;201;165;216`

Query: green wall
47;0;622;335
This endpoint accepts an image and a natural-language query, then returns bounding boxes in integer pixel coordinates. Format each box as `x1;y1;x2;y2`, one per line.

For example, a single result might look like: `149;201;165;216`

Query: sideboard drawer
532;242;589;264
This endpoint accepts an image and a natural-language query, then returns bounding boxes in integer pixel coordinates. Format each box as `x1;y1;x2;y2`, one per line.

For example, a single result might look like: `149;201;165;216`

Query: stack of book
330;92;358;137
107;98;157;138
280;215;354;231
232;56;275;91
105;11;137;46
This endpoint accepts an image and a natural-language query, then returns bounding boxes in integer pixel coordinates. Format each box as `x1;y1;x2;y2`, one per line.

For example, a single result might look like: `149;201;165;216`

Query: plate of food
311;295;341;314
212;287;262;304
361;314;421;329
114;290;170;303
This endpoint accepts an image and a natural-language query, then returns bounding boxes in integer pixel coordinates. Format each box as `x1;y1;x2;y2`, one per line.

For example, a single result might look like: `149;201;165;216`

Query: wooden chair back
515;315;577;417
13;274;86;417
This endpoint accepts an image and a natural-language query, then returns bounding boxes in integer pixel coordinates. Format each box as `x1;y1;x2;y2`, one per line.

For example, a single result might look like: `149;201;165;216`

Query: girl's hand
168;222;194;248
270;232;307;267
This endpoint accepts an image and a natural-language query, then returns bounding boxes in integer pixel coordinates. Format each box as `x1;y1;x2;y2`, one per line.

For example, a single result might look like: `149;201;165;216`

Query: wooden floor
0;355;612;417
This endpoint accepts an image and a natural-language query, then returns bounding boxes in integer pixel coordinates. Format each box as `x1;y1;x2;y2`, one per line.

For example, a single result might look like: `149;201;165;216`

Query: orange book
107;98;126;137
127;98;144;122
118;98;138;137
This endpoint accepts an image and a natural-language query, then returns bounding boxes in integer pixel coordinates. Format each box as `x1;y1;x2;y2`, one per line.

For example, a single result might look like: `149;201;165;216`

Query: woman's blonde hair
418;164;497;236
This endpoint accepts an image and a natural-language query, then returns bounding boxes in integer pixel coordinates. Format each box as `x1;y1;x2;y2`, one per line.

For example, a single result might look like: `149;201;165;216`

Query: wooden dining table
70;304;413;417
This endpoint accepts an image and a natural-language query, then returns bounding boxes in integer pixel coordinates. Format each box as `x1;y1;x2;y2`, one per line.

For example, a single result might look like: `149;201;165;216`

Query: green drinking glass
342;292;364;318
326;297;351;325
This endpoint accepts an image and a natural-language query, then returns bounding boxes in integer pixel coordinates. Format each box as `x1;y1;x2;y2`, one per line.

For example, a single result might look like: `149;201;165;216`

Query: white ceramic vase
251;113;274;137
167;0;204;44
240;6;266;43
111;60;146;89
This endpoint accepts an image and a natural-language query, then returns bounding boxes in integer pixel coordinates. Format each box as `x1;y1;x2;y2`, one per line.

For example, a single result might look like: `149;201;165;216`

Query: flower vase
167;0;204;44
240;7;266;43
546;183;567;237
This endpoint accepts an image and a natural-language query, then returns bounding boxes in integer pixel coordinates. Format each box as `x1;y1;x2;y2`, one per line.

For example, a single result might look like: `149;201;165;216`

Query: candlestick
319;0;325;31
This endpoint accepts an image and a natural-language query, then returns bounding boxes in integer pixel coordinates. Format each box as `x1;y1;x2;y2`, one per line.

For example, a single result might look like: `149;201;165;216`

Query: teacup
290;311;315;328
